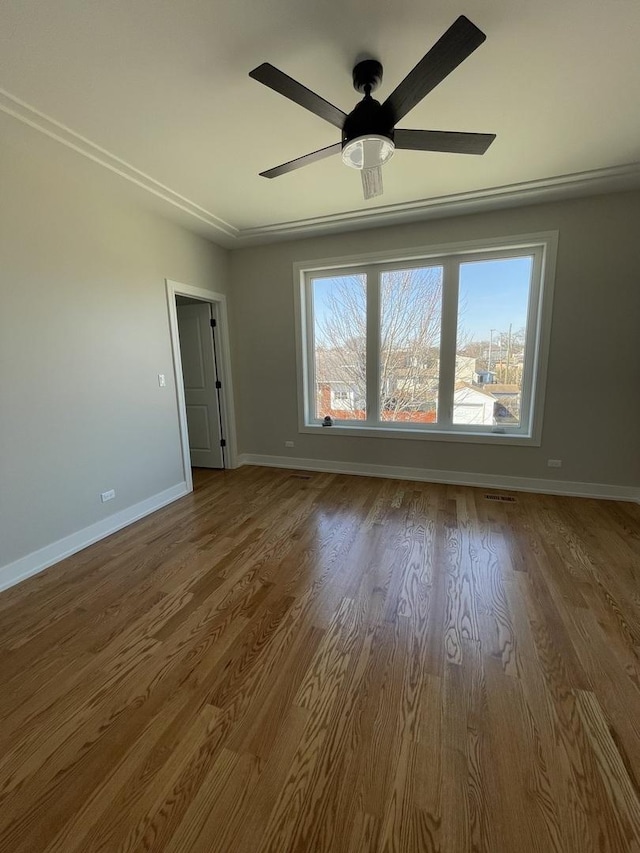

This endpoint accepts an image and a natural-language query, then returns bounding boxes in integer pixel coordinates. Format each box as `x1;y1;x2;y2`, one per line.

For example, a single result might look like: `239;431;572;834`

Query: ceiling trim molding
0;87;239;241
237;162;640;244
2;85;639;247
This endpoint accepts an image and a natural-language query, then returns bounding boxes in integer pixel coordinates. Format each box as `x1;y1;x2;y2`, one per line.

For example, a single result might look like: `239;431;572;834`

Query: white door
176;302;224;468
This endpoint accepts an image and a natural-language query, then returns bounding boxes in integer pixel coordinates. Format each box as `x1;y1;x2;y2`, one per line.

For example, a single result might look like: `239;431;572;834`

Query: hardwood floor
0;466;639;852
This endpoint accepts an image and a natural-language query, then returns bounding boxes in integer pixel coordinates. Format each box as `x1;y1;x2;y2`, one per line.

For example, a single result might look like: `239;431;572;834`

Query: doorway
176;297;224;468
166;280;237;494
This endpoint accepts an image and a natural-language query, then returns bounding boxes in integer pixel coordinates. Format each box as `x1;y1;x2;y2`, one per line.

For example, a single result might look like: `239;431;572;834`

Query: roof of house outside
480;384;521;394
454;382;497;400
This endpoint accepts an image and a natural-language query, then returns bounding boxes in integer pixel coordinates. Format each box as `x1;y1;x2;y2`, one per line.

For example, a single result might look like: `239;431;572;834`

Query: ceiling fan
249;15;495;200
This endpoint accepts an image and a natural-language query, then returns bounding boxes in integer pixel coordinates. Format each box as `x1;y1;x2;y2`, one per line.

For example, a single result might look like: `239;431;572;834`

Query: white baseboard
238;454;640;503
0;482;190;594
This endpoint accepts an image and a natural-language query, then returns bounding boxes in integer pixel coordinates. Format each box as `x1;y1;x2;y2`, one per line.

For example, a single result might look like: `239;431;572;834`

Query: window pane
379;266;443;423
312;273;367;421
454;256;533;427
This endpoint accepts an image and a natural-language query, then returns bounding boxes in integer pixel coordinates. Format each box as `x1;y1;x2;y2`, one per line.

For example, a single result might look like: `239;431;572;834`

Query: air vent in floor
484;494;517;502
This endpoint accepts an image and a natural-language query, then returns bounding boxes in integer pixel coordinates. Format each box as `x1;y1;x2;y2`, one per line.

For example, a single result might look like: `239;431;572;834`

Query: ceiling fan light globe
341;135;395;170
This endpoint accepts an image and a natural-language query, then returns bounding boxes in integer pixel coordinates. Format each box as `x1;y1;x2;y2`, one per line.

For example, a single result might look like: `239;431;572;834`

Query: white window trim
293;231;558;447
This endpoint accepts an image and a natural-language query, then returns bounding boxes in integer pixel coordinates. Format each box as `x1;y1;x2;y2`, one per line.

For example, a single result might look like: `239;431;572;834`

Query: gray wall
230;191;640;488
0;118;229;569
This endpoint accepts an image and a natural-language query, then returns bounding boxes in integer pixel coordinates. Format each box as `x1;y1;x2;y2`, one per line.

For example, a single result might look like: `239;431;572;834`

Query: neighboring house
315;347;366;418
481;383;522;422
474;368;496;384
454;355;476;384
316;345;479;422
316;349;520;427
330;385;357;411
453;384;497;425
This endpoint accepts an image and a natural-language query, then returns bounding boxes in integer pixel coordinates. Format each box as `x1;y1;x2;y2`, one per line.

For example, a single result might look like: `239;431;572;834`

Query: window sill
300;423;541;447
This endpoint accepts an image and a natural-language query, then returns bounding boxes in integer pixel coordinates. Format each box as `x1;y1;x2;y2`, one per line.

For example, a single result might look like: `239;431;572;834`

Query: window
454;256;533;429
380;265;442;424
312;273;366;421
298;234;556;444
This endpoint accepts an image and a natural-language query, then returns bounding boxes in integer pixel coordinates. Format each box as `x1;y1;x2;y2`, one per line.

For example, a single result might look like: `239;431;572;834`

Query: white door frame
166;279;238;492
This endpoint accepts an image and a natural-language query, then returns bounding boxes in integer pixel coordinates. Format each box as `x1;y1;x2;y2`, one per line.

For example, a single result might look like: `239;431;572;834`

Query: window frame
294;231;558;446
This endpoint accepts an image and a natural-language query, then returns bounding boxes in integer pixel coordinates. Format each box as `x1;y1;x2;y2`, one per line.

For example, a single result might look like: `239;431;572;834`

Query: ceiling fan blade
259;142;342;178
383;16;486;124
394;129;496;154
249;63;347;129
361;166;383;200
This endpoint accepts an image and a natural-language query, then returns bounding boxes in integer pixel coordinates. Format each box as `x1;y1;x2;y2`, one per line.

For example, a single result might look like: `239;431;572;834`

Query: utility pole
488;329;497;381
505;323;512;384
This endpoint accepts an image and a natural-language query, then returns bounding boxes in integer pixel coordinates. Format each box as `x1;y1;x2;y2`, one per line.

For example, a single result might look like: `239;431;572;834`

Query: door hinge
215;380;222;389
210;318;217;328
220;439;226;447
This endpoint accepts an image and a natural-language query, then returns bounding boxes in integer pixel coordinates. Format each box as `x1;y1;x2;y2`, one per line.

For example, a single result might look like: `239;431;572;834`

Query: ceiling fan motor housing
342;97;394;147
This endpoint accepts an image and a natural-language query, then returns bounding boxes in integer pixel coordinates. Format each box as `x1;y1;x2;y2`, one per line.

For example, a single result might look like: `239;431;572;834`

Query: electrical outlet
285;440;294;448
547;459;562;468
158;374;166;387
101;489;116;502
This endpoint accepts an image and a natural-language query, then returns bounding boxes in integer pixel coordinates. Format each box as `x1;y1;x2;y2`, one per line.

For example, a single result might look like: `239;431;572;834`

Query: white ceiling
2;0;640;245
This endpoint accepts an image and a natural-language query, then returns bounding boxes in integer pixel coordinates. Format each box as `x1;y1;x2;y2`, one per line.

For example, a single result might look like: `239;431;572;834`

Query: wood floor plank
574;690;640;845
230;705;310;853
0;467;638;852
